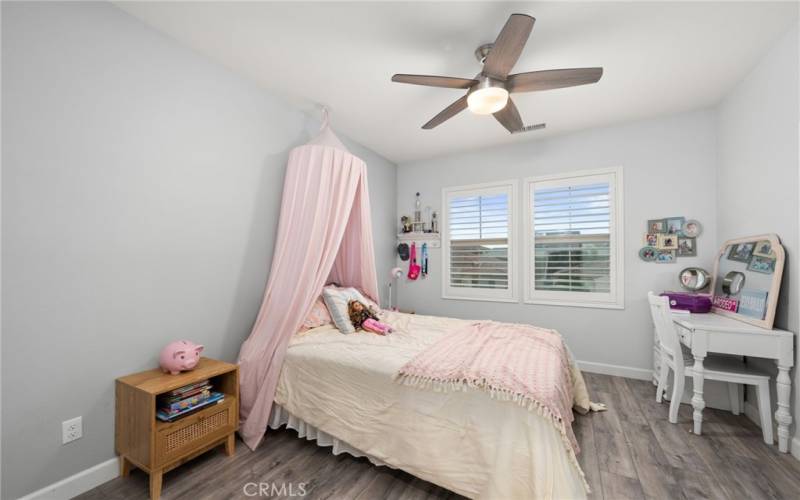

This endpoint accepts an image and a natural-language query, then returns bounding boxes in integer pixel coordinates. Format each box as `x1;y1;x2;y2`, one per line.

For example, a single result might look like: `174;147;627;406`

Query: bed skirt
267;402;394;469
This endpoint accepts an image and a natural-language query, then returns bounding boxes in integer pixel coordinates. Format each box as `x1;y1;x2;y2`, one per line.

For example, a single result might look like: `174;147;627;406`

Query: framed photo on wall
658;234;678;250
647;219;666;234
656;250;676;263
639;246;657;261
682;219;703;237
665;217;686;235
677;237;697;257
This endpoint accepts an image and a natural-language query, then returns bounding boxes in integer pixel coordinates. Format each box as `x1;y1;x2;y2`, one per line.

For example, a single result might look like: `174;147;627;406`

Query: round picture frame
682;219;703;238
639;246;658;262
679;267;711;291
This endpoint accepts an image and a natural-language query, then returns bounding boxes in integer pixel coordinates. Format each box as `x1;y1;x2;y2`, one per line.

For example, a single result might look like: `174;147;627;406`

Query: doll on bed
347;300;393;335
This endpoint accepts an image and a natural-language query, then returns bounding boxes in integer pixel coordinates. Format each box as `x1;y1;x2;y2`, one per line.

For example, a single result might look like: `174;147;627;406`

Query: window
524;168;624;308
442;181;516;302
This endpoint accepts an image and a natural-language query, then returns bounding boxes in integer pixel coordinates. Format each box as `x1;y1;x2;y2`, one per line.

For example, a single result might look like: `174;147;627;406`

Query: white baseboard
577;360;652;381
19;457;118;500
793;437;800;462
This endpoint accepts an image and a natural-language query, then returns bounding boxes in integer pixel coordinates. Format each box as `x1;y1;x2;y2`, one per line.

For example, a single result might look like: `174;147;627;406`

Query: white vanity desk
672;311;795;452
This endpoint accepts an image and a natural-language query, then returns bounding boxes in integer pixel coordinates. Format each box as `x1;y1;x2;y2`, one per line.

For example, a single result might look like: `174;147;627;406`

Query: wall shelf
397;232;440;248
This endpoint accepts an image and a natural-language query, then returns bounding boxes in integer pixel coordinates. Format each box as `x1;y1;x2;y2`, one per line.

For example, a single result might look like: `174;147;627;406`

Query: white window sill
524;298;625;310
442;294;519;304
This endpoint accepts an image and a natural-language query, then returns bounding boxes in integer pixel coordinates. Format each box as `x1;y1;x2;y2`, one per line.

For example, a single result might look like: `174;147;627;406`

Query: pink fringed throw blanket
395;321;579;455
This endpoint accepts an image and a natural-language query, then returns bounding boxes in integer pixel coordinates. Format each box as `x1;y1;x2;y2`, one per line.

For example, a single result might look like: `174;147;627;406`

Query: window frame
523;167;625;309
441;179;518;303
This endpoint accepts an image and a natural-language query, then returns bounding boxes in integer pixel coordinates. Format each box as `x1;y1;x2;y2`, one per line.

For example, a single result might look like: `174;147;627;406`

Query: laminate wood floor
76;373;800;500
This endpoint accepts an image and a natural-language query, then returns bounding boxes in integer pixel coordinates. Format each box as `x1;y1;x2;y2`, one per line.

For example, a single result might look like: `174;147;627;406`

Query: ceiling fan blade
493;98;523;133
506;68;603;93
511;123;546;134
392;74;478;89
422;94;469;129
482;14;535;80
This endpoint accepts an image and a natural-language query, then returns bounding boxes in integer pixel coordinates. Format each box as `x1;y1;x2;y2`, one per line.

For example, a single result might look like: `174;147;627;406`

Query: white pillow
322;286;370;334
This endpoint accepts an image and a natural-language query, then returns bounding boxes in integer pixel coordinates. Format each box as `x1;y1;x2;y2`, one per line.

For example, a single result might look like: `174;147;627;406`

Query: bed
268;311;590;499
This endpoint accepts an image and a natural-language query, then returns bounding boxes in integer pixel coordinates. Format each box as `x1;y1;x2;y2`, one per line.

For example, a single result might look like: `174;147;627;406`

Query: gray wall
716;25;799;444
396;109;718;372
0;2;395;498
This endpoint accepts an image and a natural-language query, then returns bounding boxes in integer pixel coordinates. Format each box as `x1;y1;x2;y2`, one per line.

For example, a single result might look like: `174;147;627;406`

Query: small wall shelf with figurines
399;192;440;247
397;231;440;247
639;217;703;263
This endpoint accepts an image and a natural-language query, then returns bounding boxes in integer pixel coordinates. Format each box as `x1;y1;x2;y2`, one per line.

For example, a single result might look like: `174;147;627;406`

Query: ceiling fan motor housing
474;43;495;64
469;75;506;94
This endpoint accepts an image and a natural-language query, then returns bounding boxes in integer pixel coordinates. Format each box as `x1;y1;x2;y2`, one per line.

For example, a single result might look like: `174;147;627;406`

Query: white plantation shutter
443;182;516;301
525;169;624;308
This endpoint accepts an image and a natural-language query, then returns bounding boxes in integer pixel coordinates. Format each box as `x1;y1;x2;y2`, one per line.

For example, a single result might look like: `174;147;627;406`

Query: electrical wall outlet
62;416;82;444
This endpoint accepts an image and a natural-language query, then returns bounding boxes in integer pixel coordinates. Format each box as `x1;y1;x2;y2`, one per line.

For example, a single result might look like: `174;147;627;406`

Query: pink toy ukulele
407;242;421;280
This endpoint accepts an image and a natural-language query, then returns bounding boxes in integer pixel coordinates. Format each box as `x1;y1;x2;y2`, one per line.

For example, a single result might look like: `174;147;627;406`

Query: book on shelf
167;380;210;397
156;391;225;422
162;384;212;404
163;389;213;412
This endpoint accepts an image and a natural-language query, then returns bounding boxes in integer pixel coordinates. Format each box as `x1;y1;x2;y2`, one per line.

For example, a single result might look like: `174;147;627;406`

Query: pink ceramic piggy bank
159;340;204;375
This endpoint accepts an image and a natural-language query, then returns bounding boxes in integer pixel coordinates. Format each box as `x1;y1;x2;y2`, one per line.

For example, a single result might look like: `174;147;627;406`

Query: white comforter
274;311;588;499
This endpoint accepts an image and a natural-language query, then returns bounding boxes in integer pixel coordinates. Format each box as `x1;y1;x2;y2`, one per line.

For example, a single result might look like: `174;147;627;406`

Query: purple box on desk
660;292;712;313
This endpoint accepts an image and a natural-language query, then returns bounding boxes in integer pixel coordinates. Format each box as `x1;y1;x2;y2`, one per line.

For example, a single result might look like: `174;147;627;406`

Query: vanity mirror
710;233;785;329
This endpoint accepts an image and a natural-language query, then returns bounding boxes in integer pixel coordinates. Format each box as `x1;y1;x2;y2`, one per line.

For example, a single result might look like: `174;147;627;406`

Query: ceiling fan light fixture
467;86;509;115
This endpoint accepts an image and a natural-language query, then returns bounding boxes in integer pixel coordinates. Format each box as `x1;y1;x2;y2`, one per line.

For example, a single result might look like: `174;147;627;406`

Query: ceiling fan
391;14;603;133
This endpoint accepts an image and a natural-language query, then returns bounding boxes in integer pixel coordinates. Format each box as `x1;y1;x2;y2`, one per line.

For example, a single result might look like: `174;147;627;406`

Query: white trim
523;166;625;310
19;457;118;500
793;436;800;462
525;299;625;310
441;295;519;304
577;360;652;381
441;179;518;302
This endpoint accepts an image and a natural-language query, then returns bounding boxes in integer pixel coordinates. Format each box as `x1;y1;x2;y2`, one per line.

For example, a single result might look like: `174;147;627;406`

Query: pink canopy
237;125;379;450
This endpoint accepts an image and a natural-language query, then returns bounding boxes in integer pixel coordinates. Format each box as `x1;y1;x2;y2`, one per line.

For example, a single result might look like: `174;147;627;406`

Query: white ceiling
117;1;798;164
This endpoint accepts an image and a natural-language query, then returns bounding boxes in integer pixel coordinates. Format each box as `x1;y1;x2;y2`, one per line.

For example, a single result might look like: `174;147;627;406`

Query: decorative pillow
322;286;371;334
300;297;332;331
325;284;381;310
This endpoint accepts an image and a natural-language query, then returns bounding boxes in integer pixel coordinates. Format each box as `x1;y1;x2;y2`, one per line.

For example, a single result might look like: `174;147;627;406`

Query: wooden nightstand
115;357;239;500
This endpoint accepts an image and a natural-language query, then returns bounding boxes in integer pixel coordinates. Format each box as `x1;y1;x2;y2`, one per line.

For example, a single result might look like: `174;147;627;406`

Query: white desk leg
692;354;706;435
775;363;792;453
